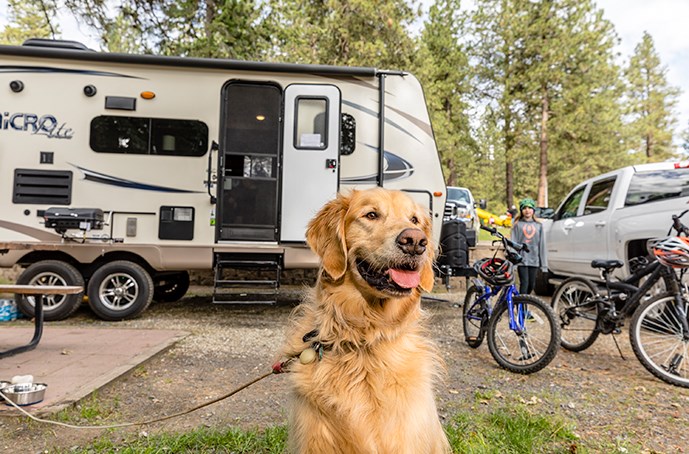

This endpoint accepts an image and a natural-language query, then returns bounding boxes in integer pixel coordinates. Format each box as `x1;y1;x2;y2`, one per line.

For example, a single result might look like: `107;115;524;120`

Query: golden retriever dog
276;188;450;454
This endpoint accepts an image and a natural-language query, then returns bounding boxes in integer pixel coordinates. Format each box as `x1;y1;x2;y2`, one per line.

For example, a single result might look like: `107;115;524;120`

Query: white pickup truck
536;161;689;295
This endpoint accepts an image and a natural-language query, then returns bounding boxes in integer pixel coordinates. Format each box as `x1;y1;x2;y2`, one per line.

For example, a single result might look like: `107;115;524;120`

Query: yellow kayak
476;207;512;228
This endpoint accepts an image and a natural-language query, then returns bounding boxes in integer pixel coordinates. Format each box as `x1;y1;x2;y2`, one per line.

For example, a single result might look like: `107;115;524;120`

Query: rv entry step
212;252;283;304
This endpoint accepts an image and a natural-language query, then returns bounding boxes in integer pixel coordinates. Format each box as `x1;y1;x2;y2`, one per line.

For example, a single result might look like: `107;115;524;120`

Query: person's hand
541;267;548;273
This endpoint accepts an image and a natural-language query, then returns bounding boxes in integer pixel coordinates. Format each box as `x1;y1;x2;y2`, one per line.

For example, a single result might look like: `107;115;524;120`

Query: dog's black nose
396;228;428;256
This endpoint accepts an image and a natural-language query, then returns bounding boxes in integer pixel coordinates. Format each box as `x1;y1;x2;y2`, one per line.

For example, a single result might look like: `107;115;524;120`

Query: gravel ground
1;282;689;453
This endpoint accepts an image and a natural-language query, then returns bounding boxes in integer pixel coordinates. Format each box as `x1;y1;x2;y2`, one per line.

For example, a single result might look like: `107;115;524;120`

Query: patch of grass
53;391;121;425
61;425;288;453
56;406;587;453
445;404;579;453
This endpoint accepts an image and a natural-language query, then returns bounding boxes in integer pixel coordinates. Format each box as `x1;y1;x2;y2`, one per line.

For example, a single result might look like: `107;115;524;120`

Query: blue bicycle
463;225;560;374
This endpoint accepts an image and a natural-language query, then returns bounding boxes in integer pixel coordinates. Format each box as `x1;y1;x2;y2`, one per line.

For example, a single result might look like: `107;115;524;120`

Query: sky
1;0;689;143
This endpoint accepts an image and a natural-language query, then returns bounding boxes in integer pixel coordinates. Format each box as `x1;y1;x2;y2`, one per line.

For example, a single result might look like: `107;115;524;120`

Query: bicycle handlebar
670;209;689;236
480;225;529;253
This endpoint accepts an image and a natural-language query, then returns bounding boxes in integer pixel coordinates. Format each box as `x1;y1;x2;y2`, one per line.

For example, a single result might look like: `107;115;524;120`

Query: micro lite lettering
2;112;73;139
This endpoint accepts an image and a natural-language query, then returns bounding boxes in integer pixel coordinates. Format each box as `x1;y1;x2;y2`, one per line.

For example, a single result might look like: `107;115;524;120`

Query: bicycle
462;225;560;374
551;210;689;388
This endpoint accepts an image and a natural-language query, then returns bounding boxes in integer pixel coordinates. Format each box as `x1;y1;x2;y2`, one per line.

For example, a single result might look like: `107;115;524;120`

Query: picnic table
0;285;83;359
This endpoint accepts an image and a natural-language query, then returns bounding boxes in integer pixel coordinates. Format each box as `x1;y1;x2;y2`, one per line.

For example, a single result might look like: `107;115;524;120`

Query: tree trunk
504;115;514;208
538;85;549;207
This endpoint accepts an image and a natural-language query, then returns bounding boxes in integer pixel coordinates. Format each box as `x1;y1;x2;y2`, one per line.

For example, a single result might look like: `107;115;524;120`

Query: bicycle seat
590;259;623;271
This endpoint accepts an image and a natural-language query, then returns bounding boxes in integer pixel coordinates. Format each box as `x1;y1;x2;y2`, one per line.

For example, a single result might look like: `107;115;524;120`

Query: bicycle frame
468;277;527;334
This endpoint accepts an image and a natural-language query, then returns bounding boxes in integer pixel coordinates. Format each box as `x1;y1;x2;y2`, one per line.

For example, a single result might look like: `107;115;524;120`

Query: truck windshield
625;169;689;206
447;188;470;204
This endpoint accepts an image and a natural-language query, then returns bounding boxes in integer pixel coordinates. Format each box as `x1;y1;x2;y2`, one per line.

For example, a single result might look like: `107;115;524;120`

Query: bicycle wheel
630;293;689;388
487;295;560;374
551;277;600;352
463;285;486;348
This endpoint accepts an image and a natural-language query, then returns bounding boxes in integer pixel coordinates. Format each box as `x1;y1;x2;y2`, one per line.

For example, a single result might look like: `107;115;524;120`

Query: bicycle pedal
466;336;478;342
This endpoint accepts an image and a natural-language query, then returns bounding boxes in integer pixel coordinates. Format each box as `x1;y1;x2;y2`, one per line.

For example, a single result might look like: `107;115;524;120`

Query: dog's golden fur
279;188;450;453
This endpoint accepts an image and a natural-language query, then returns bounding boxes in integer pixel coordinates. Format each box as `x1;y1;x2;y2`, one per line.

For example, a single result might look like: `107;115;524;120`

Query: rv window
340;113;356;155
295;97;328;150
90;116;208;157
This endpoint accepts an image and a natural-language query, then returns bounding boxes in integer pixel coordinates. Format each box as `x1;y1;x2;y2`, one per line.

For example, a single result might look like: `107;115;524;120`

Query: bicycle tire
463;285;485;348
551;276;600;352
487;295;560;374
629;292;689;388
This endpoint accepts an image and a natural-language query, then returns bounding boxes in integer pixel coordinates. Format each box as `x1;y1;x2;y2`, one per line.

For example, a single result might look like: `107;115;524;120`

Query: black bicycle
551;210;689;388
463;225;560;374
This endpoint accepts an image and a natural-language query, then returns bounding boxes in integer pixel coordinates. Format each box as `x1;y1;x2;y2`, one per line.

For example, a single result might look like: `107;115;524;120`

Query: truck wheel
15;260;85;321
87;261;153;321
534;269;554;296
153;271;190;302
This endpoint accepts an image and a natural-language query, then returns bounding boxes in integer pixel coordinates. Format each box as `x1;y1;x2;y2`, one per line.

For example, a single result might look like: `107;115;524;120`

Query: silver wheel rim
635;296;689;386
556;281;596;347
98;272;139;311
27;272;68;309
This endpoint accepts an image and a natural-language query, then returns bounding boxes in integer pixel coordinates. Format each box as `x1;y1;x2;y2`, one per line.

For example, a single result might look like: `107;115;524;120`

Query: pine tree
413;0;475;187
0;0;58;44
624;31;681;161
272;0;419;68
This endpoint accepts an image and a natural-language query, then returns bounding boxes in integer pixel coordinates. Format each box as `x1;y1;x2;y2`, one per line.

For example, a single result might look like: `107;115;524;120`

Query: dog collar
300;329;325;364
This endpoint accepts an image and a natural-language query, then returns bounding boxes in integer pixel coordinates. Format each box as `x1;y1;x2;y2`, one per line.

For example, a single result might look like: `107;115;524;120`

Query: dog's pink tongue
388;268;420;289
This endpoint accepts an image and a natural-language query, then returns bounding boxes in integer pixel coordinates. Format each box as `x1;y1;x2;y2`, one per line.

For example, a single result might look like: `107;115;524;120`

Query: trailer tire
87;261;154;321
153;271;190;303
15;260;85;321
534;269;554;296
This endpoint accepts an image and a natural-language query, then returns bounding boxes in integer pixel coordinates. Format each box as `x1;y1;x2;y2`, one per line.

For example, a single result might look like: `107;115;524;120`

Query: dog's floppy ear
306;192;350;280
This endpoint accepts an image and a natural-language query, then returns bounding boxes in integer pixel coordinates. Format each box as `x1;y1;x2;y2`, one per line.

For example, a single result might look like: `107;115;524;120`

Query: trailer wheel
87;261;154;321
534;269;554;296
15;260;85;321
153;271;190;303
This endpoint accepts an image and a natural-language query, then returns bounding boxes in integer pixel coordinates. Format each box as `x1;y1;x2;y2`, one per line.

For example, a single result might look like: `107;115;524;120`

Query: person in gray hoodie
510;198;547;295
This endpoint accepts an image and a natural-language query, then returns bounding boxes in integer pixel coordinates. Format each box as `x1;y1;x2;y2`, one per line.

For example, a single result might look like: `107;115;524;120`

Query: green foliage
271;0;419;67
445;405;578;453
7;0;683;209
624;31;681;162
0;0;58;44
62;425;288;453
58;407;581;453
413;0;476;188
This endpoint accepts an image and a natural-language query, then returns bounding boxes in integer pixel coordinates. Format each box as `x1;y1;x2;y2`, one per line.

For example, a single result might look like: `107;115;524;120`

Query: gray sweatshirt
510;219;547;270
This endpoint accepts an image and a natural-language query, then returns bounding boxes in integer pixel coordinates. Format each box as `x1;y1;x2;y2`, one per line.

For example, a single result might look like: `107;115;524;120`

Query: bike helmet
473;257;515;286
651;236;689;268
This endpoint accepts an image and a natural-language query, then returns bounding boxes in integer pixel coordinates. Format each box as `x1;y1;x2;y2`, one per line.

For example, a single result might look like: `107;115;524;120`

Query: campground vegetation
57;404;590;453
0;0;684;211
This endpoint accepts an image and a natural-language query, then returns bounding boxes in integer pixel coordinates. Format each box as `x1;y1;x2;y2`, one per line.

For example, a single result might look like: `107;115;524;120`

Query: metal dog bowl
1;383;47;406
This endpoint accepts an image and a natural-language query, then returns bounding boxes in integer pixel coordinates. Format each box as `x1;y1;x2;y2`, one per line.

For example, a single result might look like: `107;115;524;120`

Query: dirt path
1;286;688;453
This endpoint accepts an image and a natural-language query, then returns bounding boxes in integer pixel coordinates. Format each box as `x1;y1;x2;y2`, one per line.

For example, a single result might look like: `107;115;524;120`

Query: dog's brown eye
366;211;378;220
410;216;419;225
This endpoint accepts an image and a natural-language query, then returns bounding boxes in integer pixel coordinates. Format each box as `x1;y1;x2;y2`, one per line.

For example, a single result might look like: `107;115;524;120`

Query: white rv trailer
0;39;448;320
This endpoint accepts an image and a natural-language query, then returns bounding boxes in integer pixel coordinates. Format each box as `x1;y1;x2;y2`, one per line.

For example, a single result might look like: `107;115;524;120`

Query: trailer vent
13;169;73;205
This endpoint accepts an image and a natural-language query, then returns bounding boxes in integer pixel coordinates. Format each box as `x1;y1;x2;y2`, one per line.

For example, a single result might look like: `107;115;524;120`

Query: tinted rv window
90;116;208;156
625;169;689;206
295;97;328;149
340;113;356;155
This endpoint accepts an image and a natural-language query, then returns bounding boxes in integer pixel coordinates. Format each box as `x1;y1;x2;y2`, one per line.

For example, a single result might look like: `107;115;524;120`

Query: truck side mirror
479;199;487;210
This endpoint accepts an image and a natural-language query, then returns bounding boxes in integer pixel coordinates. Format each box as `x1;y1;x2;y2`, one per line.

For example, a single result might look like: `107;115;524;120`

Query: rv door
280;84;341;242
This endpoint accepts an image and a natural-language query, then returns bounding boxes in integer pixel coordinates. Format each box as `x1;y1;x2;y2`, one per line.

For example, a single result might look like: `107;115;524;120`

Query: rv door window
90;116;208;157
295;97;328;150
340;113;356;155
